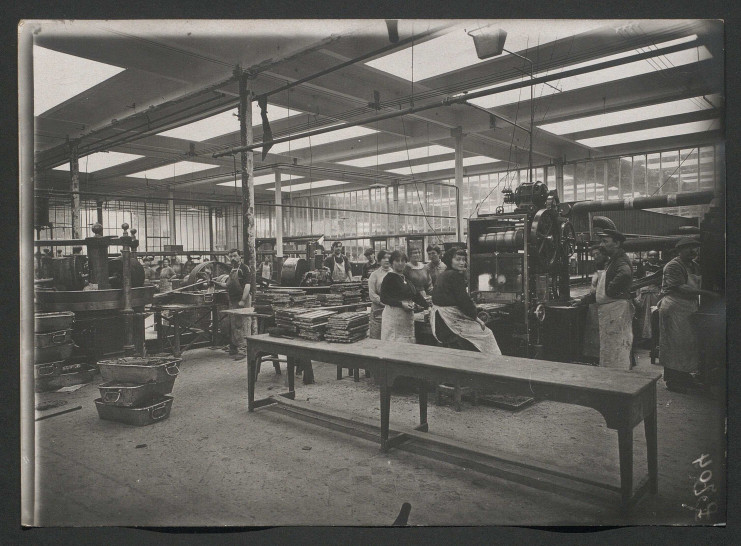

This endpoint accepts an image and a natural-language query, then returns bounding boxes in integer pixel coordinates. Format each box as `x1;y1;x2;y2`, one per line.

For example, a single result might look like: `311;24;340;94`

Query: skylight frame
157;104;302;141
538;94;719;136
52;151;145;173
337;145;453;168
268;125;379;155
34;45;126;116
127;161;221;180
267;180;350;192
576;119;720;148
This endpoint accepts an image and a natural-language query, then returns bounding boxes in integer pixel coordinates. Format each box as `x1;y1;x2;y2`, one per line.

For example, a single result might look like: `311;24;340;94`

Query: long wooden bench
245;334;660;510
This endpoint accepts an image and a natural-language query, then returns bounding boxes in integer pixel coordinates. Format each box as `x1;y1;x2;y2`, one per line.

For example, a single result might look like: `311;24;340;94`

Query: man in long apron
592;229;634;369
323;241;352;283
214;249;252;360
572;242;608;363
659;238;719;392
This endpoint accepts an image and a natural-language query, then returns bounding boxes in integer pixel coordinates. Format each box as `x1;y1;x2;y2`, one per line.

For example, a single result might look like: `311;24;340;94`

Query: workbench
150;302;222;357
245;334;660;510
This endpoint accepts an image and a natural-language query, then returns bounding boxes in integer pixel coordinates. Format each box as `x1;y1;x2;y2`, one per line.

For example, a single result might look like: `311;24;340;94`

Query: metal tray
35;342;74;364
36;365;97;392
98;357;181;384
98;376;176;407
35;312;75;333
35;329;73;348
95;395;174;426
34;360;63;379
169;290;215;306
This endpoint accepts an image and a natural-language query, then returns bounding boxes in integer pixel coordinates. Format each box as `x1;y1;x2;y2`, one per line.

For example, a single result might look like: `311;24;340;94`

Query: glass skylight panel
268;125;378;155
366;21;606;81
337;145;453;168
34;45;126;115
216;173;279;187
267;180;350;192
469;39;709;110
577;119;720;148
52;151;144;173
158;105;301;141
538;95;719;135
387;156;499;175
127;161;220;180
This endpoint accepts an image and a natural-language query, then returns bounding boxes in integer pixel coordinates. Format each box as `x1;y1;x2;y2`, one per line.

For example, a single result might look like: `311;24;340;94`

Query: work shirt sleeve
605;259;633;298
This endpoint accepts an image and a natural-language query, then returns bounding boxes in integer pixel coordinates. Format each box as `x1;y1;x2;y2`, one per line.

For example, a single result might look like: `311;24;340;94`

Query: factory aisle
32;347;725;526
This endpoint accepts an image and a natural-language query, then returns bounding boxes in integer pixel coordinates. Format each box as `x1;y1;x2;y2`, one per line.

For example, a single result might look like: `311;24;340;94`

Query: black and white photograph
18;18;727;528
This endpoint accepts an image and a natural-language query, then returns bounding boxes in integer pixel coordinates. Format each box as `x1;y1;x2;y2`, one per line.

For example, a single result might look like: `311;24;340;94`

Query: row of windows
36;145;722;254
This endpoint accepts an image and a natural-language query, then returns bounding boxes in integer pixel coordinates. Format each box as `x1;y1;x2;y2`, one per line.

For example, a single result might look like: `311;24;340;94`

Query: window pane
619;157;632;198
679;148;699;193
633;155;646;197
575;162;586;201
563;164;575;201
606;159;620;200
699;146;715;190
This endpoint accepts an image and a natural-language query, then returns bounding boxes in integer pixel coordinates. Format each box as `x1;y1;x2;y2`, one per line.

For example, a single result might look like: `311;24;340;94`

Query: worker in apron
323;241;352;282
572;242;608;363
593;229;634;370
430;247;501;354
214;248;252;360
658;238;719;392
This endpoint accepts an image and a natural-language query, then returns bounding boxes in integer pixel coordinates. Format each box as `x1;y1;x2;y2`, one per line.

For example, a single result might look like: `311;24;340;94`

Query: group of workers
573;228;720;393
361;242;501;356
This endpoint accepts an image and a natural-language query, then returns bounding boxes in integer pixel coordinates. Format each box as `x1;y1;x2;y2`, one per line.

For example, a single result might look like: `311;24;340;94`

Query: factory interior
20;19;728;529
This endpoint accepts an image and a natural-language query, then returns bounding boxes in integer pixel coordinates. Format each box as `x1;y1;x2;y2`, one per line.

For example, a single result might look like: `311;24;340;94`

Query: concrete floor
32;345;726;527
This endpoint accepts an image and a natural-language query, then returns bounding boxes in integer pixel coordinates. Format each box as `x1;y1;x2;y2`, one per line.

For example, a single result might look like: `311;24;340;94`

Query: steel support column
274;170;284;274
239;70;257;334
70;140;81;239
168;189;176;246
453;127;464;242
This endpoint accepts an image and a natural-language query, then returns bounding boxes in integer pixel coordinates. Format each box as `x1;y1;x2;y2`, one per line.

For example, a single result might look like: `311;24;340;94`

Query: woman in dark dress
380;250;429;343
431;247;501;354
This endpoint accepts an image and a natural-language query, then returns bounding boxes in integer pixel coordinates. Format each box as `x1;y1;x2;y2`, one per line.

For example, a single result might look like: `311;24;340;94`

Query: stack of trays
34;312;93;392
254;290;299;314
274;308;305;333
94;357;180;426
329;282;362;304
361;279;369;301
317;293;344;306
294;310;337;341
325;311;370;343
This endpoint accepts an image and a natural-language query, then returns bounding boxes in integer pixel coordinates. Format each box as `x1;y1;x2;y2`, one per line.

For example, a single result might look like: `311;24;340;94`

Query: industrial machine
468;181;575;357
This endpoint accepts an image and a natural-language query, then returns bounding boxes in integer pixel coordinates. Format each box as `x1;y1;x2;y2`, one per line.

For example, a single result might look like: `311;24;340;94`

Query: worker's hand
238;299;247;307
403;301;414;311
476;317;487;331
569;298;582;307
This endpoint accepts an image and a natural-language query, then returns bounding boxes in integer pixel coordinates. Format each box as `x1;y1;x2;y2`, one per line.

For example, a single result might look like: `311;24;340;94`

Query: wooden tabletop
246;334;661;397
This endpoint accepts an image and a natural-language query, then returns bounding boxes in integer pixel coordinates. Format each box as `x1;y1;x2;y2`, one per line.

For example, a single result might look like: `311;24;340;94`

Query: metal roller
280;257;310;286
477;229;525;252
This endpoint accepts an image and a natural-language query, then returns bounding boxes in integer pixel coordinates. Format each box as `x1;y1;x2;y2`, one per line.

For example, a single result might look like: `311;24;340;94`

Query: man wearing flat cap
658;237;719;392
579;229;634;369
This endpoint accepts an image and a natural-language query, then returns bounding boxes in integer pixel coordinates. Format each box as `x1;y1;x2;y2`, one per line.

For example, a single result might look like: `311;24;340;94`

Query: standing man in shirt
361;247;379;280
425;244;447;288
323;241;352;283
213;249;252;360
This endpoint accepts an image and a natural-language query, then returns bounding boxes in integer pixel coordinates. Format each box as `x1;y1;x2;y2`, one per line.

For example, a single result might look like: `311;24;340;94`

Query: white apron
658;269;701;373
596;271;634;370
381;305;415;344
332;259;350;282
430;305;501;355
582;271;602;359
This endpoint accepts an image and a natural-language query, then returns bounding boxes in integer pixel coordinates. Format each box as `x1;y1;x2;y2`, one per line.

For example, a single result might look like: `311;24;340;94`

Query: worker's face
592;249;607;268
333;244;343;256
679;245;699;262
162;260;170;267
647;252;659;264
379;253;390;268
600;236;619;256
366;253;375;263
228;252;240;265
427;250;440;263
391;257;406;273
451;254;467;272
410;249;421;263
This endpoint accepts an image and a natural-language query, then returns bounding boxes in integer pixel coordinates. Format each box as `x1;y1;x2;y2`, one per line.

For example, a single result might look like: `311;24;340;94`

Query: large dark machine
468;181;575;357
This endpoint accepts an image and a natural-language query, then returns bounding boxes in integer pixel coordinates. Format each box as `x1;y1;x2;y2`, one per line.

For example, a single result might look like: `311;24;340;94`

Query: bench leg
302;360;315;385
353;367;360;382
645;409;658;494
418;380;428;432
336;365;342;380
286;356;295;396
247;356;257;411
618;426;634;510
453;384;462;412
380;383;391;452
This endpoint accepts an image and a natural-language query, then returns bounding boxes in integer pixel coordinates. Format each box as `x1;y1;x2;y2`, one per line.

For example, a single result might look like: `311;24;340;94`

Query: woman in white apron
430;247;500;355
595;266;634;369
380;250;429;343
659;238;719;392
367;250;391;340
